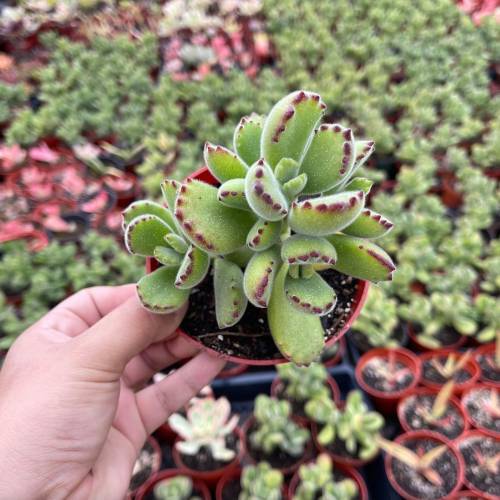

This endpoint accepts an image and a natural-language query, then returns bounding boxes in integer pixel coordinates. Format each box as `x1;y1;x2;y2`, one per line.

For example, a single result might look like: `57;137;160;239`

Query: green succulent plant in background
123;90;396;364
153;475;201;500
240;462;283;500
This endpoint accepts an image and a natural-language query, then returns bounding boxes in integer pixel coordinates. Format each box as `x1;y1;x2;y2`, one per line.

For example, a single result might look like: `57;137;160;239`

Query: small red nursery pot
288;461;368;500
474;342;499;388
448;492;489;500
456;430;500;500
461;385;500;439
397;388;469;440
241;416;313;476
217;361;248;379
146;166;370;366
384;430;464;500
127;436;162;498
172;426;244;487
355;347;421;415
135;469;211;500
419;349;480;396
407;323;467;352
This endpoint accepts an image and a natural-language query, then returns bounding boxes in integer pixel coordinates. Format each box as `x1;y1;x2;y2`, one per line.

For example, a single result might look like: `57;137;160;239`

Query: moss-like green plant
123;90;395;364
293;454;358;500
250;395;309;457
240;462;283;500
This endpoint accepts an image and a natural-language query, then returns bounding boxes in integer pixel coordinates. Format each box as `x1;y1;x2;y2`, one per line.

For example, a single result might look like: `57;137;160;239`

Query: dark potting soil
325;436;361;462
428;327;463;347
391;438;459;499
180;432;238;472
350;324;407;354
221;478;242;500
478;353;500;383
459;434;500;497
128;440;157;492
401;394;464;439
423;357;472;385
463;388;500;434
362;357;414;393
246;421;308;470
181;269;358;360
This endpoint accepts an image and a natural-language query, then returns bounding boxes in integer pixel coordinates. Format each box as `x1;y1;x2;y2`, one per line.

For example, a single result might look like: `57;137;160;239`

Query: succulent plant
306;390;383;461
240;462;283;500
153;476;201;500
293;453;358;500
168;396;238;461
413;381;456;426
123;90;395;364
276;362;330;402
426;351;473;383
250;394;309;457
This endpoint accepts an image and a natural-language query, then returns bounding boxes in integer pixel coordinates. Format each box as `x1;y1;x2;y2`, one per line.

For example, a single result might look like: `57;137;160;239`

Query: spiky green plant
293;454;358;500
123;90;396;364
240;462;283;500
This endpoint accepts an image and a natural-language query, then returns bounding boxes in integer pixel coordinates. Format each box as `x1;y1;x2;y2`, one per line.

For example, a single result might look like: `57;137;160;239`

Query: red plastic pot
271;373;341;421
135;468;211;500
448;492;489;500
455;430;499;500
474;343;498;389
355;347;422;415
288;461;368;500
397;387;469;440
127;435;162;498
241;416;312;476
172;426;243;487
322;336;346;368
461;385;500;439
145;167;369;366
384;430;464;500
419;349;480;396
407;323;467;352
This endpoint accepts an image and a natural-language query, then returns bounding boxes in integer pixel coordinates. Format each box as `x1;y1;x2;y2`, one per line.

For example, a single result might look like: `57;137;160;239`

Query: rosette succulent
123;90;396;364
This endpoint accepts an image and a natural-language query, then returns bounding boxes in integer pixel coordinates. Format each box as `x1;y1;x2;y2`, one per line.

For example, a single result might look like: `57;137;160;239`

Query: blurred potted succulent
122;90;396;365
0;144;26;175
419;349;480;395
355;347;421;414
168;396;242;485
216;462;284;500
319;337;346;367
305;390;384;467
135;470;210;500
456;430;500;500
271;362;340;421
243;394;311;475
397;382;469;440
475;336;499;388
461;385;500;438
379;431;464;500
127;436;162;497
288;453;367;500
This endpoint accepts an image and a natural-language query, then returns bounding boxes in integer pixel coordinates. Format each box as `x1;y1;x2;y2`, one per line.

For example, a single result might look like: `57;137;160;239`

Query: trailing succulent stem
123;90;396;364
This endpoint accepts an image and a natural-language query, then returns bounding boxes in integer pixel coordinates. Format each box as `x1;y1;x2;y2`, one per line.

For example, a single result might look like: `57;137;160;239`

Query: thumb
76;294;188;374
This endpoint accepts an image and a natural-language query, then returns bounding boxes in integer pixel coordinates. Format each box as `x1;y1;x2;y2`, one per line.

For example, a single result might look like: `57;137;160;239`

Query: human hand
0;284;225;500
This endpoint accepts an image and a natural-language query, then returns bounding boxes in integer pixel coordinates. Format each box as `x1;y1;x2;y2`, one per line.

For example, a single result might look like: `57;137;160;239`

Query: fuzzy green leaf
261;90;326;168
214;258;247;328
160;179;180;212
153;246;182;267
342;177;374;195
289;191;365;236
174;179;255;255
243;246;280;308
175;245;210;289
233;113;263;166
217;178;249;211
300;124;354;194
282;173;308;200
281;235;337;265
285;271;337;316
352;140;375;173
327;234;395;282
343;209;394;239
125;214;171;257
225;247;253;267
267;263;325;365
246;218;282;251
122;200;176;232
164;233;188;254
204;142;248;182
275;157;300;184
245;159;289;221
137;266;189;313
